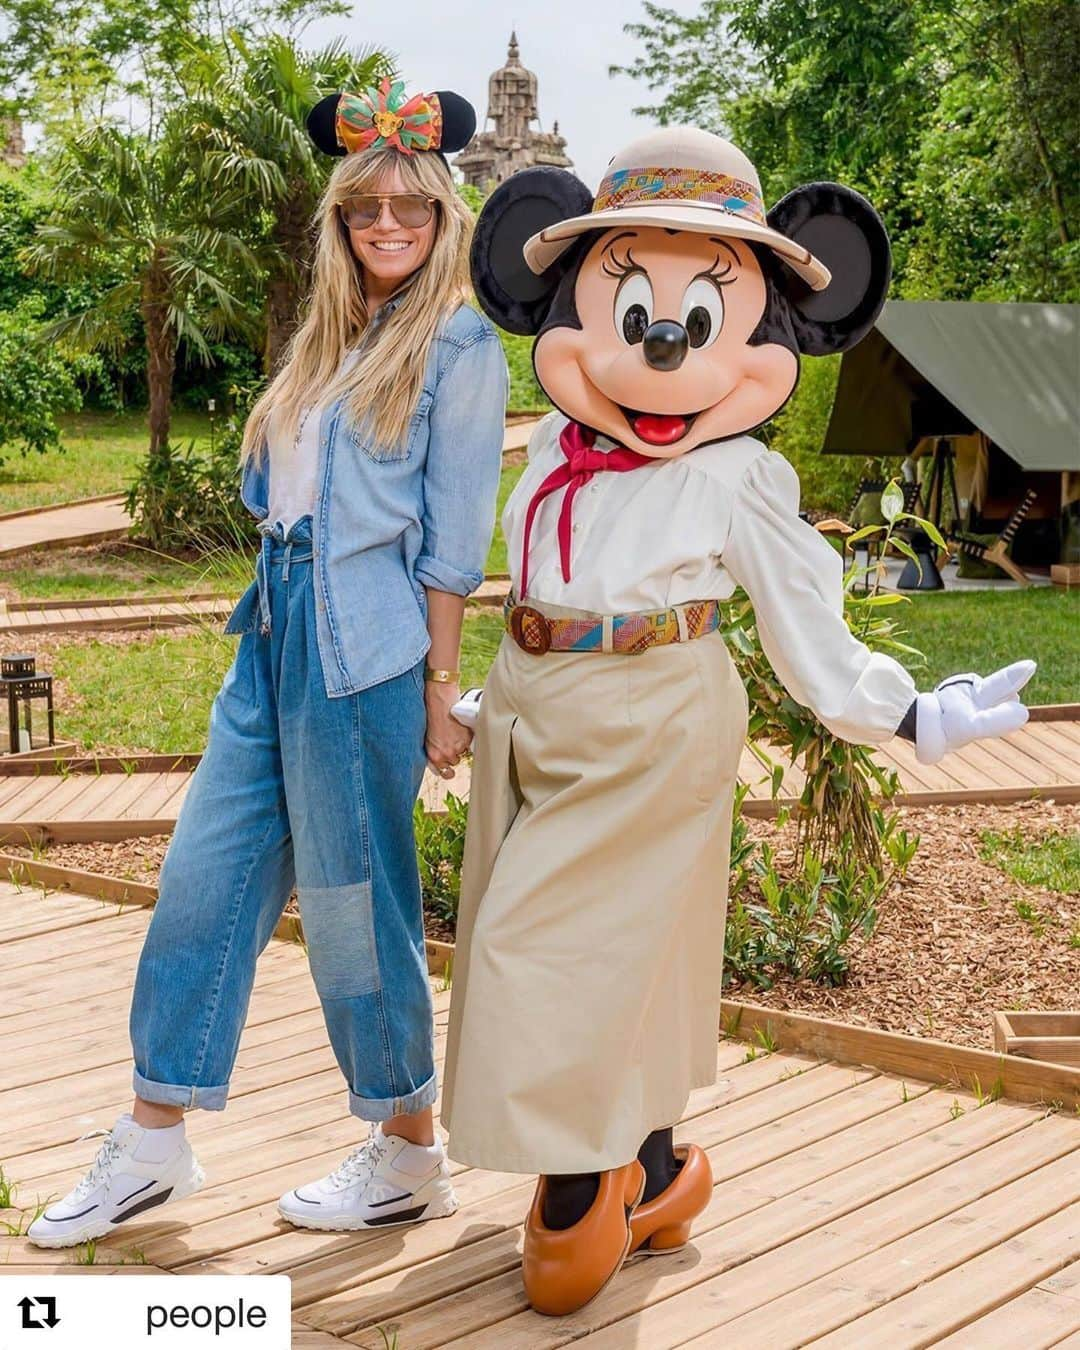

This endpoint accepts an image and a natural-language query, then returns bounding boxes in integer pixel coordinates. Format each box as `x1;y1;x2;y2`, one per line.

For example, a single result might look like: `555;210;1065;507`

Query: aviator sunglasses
339;193;438;230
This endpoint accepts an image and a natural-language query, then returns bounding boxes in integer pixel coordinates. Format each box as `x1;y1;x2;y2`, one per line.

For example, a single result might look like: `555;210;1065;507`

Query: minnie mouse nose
642;321;689;371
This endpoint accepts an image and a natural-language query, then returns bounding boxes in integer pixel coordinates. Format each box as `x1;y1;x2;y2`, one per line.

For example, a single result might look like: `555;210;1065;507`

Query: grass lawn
892;587;1079;705
0;542;247;601
47;608;506;753
50;630;236;753
0;410;214;515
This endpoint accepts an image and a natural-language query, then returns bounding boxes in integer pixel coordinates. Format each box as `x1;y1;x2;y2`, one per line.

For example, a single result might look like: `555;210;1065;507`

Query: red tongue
632;413;688;446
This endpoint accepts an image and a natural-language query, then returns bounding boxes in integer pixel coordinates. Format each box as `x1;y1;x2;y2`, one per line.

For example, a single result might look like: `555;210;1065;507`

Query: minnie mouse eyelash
600;245;643;280
699;256;737;286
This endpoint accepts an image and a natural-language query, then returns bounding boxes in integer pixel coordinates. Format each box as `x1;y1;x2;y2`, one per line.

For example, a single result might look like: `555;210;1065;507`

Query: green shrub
724;812;918;988
125;384;261;553
0;296;84;459
414;792;469;925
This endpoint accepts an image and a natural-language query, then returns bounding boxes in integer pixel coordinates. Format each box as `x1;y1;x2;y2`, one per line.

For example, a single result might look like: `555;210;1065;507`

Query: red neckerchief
518;420;654;599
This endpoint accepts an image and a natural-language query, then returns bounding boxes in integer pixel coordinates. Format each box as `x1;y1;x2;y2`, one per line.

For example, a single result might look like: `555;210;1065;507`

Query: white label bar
0;1276;292;1349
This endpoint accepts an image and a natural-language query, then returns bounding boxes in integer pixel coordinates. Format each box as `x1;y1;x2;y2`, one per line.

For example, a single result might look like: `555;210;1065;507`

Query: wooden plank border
720;999;1080;1109
0;753;202;777
0;851;455;979
4;590;229;614
0;492;126;524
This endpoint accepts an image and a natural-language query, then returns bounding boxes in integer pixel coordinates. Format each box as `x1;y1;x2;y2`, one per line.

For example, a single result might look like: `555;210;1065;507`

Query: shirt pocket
344;388;435;464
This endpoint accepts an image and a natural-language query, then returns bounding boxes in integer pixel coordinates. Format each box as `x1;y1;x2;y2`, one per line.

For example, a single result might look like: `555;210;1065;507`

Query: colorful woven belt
504;595;722;656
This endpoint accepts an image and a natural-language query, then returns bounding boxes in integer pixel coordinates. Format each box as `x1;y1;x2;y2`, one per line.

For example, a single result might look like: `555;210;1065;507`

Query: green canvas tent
824;301;1079;469
823;301;1080;563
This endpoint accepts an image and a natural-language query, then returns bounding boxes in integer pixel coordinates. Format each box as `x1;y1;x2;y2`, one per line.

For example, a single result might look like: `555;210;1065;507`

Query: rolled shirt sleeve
721;449;917;746
415;329;509;596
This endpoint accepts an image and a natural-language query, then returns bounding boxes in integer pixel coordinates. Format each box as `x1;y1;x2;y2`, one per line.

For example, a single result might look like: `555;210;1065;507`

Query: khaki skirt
442;610;748;1175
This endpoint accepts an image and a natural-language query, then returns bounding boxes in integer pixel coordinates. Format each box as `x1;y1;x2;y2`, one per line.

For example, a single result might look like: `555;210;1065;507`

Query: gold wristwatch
424;667;460;684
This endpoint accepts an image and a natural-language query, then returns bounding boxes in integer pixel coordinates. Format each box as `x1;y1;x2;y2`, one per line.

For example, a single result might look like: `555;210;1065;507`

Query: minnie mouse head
471;126;891;457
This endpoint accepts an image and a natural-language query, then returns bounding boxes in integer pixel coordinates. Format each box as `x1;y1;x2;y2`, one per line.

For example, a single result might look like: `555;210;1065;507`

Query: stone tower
455;33;573;189
1;118;26;169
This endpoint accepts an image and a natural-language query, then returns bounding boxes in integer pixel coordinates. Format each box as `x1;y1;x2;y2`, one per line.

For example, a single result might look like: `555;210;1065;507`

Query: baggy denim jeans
129;516;437;1120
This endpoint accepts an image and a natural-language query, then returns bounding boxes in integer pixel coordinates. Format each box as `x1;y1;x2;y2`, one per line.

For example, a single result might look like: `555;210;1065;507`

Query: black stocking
542;1173;600;1230
637;1127;680;1203
540;1126;681;1229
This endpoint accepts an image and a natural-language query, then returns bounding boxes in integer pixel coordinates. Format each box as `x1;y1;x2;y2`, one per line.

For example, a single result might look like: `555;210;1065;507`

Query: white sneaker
278;1125;458;1231
27;1114;204;1249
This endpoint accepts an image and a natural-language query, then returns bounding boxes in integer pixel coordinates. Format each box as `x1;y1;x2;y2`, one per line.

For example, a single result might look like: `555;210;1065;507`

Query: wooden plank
1028;704;1080;722
455;1104;1061;1349
165;1050;801;1280
801;1197;1080;1348
912;1257;1080;1348
309;1078;947;1343
1018;721;1080;780
974;727;1067;788
720;1000;1080;1108
701;1163;1080;1346
0;853;157;909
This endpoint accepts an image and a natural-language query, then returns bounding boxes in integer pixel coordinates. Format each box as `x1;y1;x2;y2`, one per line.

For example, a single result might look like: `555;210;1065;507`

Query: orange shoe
629;1144;712;1255
522;1160;645;1316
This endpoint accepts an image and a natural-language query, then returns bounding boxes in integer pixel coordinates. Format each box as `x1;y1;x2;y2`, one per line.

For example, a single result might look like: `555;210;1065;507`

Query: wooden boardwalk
0;887;1077;1347
0;591;234;636
0;494;130;558
2;716;1078;846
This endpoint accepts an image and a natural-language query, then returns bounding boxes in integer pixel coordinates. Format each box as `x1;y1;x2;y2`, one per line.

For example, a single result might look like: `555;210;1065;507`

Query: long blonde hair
242;146;474;461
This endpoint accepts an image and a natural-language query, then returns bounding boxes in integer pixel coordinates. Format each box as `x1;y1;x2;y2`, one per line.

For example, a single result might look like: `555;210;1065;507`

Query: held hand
425;682;473;780
915;660;1036;765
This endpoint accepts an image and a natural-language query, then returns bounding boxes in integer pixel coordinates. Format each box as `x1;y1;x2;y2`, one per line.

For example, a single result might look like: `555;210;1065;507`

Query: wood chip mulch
731;799;1078;1049
6;800;1076;1051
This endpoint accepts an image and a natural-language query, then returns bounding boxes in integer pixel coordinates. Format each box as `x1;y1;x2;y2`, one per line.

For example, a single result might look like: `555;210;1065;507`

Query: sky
304;0;703;192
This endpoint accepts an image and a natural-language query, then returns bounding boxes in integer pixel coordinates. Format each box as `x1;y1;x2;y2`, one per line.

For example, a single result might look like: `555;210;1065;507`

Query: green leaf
881;481;904;523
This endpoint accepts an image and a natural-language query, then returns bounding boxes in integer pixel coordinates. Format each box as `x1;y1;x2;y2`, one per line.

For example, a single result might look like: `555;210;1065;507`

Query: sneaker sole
279;1194;459;1233
27;1165;206;1250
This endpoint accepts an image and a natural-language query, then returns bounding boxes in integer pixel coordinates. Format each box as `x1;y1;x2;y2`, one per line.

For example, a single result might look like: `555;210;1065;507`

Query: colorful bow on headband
335;78;444;156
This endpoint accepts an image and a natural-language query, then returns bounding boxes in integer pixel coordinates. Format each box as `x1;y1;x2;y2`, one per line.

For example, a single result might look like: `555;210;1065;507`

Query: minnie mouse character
442;127;1034;1316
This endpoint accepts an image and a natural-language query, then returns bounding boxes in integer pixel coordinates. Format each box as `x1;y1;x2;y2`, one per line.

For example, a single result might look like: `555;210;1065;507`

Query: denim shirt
226;300;509;696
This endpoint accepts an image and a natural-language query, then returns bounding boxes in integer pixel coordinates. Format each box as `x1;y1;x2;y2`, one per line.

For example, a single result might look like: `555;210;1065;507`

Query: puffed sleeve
415;330;509;596
720;449;917;745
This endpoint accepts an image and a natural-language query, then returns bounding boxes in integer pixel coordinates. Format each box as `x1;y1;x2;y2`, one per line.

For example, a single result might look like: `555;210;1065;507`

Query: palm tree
26;113;259;461
184;34;392;375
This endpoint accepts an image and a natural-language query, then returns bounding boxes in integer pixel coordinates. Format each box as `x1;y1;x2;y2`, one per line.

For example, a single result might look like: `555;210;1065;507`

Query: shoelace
73;1129;124;1199
328;1130;388;1189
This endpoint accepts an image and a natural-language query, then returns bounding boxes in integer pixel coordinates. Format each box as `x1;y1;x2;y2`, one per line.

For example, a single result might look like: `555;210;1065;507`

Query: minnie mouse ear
306;93;346;157
433;91;476;153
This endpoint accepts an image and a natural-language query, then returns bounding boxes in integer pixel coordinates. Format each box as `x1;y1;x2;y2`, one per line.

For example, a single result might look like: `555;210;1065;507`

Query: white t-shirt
266;349;361;534
504;412;917;745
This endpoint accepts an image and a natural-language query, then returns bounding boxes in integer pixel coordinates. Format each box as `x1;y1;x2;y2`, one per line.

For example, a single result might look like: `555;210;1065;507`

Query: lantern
1;653;55;754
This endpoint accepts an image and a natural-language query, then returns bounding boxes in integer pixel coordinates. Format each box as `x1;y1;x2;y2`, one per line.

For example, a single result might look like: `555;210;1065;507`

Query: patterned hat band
336;78;443;156
593;166;766;225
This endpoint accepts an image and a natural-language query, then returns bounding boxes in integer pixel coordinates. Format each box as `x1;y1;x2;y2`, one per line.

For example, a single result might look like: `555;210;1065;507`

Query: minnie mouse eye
613;272;653;345
680;277;724;349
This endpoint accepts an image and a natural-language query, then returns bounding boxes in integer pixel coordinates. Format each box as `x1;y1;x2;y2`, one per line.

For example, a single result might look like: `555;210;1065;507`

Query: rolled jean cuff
348;1071;438;1122
132;1068;229;1112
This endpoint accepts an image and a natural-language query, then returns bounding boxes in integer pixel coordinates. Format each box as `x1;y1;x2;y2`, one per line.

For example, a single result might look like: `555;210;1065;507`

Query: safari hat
523;126;832;291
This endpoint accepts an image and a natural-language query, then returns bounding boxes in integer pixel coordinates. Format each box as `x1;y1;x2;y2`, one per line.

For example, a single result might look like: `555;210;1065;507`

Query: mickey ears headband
307;79;476;158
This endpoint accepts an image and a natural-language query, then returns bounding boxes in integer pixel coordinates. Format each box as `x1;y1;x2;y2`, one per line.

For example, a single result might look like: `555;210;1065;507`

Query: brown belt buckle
509;604;552;655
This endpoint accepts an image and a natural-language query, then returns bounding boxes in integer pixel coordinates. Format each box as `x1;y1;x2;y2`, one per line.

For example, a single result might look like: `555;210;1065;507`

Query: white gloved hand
915;660;1036;765
450;686;483;730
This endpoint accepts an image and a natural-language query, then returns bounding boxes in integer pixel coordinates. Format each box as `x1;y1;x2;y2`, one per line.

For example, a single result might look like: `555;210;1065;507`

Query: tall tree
25;114;259;459
183;33;391;374
612;0;1079;302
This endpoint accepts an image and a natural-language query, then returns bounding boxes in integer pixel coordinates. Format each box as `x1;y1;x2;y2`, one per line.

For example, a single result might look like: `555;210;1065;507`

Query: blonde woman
29;82;508;1248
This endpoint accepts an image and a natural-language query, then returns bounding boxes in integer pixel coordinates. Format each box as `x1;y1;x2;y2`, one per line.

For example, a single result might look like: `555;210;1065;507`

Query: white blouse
266;349;361;534
504;412;917;745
